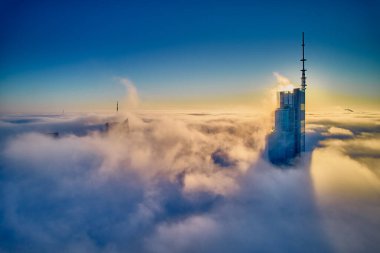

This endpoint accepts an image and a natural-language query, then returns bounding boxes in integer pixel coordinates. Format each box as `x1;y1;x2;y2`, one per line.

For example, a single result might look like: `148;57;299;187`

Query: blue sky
0;0;379;112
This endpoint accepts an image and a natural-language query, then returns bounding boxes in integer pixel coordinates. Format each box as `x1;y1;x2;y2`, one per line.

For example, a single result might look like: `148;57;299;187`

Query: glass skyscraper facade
267;33;306;164
268;89;305;164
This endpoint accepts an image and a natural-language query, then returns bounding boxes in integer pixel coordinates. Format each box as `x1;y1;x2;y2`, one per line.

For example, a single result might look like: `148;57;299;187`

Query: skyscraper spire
301;32;307;91
268;33;307;164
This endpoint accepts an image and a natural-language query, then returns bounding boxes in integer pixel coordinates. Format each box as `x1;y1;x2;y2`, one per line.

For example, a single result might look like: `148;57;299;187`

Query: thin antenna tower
117;101;119;112
301;32;307;91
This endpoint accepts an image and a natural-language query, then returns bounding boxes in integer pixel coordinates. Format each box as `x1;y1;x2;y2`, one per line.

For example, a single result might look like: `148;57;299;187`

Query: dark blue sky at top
0;0;379;112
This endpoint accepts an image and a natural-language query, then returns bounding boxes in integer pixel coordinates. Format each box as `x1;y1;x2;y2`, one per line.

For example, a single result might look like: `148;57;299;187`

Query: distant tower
267;33;307;164
117;101;119;112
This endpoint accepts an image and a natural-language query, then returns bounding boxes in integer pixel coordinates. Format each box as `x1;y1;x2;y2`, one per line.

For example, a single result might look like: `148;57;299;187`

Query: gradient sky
0;0;379;113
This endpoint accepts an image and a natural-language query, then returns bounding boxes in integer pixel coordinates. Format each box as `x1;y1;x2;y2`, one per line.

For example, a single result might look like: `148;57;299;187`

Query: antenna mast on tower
301;32;307;91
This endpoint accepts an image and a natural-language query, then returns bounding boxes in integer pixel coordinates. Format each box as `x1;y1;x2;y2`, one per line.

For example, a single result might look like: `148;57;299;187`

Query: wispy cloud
273;72;294;92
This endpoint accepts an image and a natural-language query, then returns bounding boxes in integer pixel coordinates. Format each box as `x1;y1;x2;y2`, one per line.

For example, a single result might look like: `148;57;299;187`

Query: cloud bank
0;105;379;252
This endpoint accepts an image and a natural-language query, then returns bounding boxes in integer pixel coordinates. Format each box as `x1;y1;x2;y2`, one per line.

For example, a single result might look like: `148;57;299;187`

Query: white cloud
119;78;140;110
325;126;354;136
273;72;294;92
1;105;380;253
273;72;291;85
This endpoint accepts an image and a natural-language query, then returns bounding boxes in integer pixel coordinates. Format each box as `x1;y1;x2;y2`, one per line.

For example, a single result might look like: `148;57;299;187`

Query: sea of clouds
0;83;379;253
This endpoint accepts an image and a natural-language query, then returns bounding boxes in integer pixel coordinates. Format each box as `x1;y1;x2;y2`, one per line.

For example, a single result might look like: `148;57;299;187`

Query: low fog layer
1;108;379;253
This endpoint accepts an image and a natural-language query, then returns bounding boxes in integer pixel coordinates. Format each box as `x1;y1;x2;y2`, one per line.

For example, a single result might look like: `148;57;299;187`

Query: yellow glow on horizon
52;89;380;114
3;84;379;114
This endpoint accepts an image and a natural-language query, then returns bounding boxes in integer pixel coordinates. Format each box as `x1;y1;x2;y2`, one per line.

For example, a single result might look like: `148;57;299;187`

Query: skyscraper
268;33;306;164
